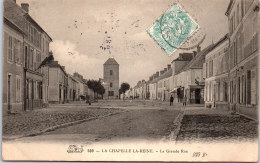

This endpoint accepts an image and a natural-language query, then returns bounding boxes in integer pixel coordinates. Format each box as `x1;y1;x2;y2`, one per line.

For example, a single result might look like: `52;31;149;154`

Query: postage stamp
147;3;199;55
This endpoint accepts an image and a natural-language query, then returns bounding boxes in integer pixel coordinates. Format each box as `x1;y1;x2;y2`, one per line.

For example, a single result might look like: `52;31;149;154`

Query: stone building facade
103;58;119;99
204;35;229;110
67;75;78;102
225;0;259;119
4;0;52;111
47;61;68;104
3;17;24;114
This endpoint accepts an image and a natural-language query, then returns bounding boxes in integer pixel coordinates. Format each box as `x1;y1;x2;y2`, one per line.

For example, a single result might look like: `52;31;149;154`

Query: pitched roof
104;58;119;65
4;0;52;40
151;68;172;84
182;44;214;72
172;53;193;62
47;60;68;76
4;0;26;30
206;34;229;55
4;16;24;34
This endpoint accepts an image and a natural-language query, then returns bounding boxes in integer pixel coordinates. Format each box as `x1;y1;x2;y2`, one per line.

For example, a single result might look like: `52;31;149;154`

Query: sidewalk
176;106;258;143
2;106;122;140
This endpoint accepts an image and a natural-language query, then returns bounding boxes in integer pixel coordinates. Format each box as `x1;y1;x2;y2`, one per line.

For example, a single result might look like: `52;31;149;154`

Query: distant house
157;65;172;101
149;72;159;100
67;74;78;102
170;52;194;102
47;61;68;104
73;72;86;100
172;46;213;104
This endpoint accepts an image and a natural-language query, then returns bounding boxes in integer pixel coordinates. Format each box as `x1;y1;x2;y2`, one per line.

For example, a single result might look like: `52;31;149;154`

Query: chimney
167;64;171;70
197;46;201;53
156;71;159;77
21;3;29;12
160;70;164;75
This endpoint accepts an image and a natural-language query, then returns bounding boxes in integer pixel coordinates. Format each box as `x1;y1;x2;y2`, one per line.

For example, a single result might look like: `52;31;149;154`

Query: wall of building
3;24;24;114
103;64;119;99
227;0;259;119
48;68;59;103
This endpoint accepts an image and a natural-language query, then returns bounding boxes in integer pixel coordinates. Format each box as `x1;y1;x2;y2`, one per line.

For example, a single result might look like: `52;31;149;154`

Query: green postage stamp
147;3;199;55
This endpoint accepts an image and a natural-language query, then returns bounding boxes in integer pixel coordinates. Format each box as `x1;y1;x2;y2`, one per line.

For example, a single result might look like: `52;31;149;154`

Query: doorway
195;89;201;104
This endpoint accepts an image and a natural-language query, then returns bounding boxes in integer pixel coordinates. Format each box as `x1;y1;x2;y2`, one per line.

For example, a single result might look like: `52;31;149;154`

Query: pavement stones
175;106;258;143
2;107;123;140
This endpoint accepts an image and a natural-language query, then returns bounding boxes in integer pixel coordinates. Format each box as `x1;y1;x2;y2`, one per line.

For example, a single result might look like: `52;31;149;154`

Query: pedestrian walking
170;95;174;106
183;95;187;106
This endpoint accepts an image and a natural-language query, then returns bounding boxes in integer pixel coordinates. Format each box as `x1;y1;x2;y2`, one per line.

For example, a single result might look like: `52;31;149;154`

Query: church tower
103;58;119;99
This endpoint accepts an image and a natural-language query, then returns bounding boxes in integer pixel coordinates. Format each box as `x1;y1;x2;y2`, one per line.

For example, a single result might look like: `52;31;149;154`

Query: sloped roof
151;68;172;84
68;74;78;82
4;0;52;40
104;58;119;65
4;16;24;34
206;34;229;55
182;44;214;72
48;60;67;76
4;0;26;30
172;53;193;62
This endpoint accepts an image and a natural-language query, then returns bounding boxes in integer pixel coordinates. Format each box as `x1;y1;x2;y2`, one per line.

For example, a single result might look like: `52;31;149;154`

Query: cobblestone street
3;100;258;144
2;105;121;139
176;107;258;143
3;100;181;142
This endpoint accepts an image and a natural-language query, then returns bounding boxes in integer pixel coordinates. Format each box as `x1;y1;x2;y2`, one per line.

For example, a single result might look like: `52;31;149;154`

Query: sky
17;0;229;87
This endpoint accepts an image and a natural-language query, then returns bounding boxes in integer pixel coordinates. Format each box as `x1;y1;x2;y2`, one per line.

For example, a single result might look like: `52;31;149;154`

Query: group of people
170;95;187;106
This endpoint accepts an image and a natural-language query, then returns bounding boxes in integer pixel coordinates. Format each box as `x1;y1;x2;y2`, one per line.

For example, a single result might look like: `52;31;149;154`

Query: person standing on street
170;95;174;106
183;95;187;107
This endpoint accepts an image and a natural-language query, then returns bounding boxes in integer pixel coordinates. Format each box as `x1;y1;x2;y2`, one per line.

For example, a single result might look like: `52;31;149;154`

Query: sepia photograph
1;0;259;161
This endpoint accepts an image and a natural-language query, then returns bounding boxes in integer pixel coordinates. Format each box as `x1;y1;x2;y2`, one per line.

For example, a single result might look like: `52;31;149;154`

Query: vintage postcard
2;0;259;161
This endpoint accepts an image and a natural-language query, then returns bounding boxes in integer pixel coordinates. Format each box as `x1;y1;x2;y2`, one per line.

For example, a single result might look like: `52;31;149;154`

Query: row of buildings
3;0;95;114
129;0;259;119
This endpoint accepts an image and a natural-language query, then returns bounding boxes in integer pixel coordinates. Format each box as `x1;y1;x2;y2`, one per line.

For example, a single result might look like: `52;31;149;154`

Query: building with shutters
225;0;259;119
204;35;229;110
3;17;24;114
4;0;52;111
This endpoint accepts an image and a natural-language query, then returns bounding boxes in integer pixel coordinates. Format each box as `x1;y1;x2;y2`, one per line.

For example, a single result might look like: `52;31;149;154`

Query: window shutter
4;32;8;60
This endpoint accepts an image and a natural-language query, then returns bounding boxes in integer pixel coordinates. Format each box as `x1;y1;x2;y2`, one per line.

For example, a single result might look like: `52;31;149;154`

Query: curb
234;112;258;122
3;110;127;141
163;107;186;142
